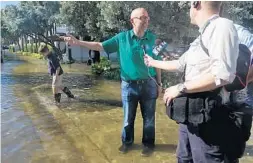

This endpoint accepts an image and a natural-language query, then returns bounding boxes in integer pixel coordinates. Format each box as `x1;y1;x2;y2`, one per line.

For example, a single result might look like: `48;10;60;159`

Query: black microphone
140;37;148;54
152;41;181;59
141;45;147;54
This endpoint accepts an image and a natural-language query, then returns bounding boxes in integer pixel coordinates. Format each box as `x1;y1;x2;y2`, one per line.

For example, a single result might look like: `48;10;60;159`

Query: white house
56;25;118;62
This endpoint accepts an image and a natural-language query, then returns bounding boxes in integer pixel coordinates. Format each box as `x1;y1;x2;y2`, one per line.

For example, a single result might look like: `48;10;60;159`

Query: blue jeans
121;78;158;147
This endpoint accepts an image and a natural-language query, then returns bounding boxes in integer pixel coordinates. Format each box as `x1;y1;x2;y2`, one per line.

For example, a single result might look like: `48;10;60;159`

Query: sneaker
141;146;154;157
118;144;131;154
68;94;75;99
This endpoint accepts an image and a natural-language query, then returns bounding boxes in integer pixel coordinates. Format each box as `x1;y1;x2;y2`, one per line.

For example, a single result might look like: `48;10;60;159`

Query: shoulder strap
200;15;219;56
200;35;209;56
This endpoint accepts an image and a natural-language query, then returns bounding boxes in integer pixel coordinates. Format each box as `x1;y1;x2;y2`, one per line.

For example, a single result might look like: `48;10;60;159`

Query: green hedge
90;57;181;85
8;45;15;52
16;51;43;59
24;43;53;53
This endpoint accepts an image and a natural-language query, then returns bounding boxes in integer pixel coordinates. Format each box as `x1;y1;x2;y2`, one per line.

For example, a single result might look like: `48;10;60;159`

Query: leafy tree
60;1;103;41
1;5;22;49
222;1;253;31
2;2;63;55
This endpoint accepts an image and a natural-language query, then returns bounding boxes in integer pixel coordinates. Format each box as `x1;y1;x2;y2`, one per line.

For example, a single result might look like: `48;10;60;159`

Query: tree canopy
1;1;253;51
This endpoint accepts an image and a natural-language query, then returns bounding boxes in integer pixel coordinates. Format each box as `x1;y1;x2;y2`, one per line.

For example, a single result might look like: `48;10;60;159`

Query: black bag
166;96;188;124
224;44;252;91
213;103;253;158
166;90;222;125
200;19;252;92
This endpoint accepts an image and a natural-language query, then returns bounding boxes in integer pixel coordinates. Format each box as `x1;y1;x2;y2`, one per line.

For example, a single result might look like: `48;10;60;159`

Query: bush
22;52;30;56
16;51;43;59
103;67;121;80
16;51;23;55
91;57;121;80
32;53;43;59
8;45;15;52
90;57;182;83
91;57;111;75
27;44;33;53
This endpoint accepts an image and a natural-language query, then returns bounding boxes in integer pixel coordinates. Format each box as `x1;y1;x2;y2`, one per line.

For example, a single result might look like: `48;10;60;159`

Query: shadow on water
56;97;122;112
130;143;177;153
77;98;122;107
3;73;94;89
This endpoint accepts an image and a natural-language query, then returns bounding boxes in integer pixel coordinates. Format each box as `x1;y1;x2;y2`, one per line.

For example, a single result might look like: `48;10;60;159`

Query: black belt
122;78;152;84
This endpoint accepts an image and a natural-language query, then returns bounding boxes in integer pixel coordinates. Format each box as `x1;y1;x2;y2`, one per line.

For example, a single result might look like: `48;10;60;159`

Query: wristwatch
177;83;187;94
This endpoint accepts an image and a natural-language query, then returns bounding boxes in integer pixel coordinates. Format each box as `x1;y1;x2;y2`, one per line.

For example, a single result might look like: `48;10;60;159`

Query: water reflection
1;60;44;163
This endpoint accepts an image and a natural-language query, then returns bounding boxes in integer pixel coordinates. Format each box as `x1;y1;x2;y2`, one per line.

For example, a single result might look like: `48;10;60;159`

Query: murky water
1;55;86;163
1;60;45;163
1;52;252;163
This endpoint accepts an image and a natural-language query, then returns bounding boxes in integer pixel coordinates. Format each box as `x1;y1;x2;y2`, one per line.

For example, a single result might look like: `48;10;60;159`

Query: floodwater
1;59;44;163
1;52;252;163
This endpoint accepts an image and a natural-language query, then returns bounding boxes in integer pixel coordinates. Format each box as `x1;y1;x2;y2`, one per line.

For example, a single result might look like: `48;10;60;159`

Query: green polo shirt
102;29;158;81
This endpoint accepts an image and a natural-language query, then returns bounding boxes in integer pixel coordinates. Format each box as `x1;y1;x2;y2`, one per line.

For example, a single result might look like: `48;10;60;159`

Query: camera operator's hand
144;54;154;67
60;34;79;46
163;85;180;106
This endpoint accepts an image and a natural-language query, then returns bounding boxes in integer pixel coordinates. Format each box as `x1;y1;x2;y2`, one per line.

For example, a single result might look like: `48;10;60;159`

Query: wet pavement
1;59;44;163
1;52;253;163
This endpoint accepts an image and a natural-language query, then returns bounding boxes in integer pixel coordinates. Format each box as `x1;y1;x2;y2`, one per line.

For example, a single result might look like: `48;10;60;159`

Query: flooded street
1;59;44;163
1;52;253;163
1;54;87;163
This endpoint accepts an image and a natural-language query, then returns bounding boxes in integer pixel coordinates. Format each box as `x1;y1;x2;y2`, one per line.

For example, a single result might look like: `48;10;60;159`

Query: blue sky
1;1;19;9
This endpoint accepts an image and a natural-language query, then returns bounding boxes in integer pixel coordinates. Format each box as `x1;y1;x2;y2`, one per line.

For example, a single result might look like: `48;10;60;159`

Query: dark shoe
54;93;61;103
141;146;154;157
118;144;131;154
63;87;75;98
68;94;75;99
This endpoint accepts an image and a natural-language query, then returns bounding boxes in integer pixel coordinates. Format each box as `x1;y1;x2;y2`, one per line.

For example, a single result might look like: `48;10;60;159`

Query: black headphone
193;1;200;8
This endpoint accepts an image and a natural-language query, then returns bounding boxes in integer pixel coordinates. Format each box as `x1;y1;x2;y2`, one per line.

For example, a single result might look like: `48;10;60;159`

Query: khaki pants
52;74;63;87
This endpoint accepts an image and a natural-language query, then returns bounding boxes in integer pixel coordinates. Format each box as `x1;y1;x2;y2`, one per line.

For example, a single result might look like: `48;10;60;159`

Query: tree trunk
49;27;53;37
35;37;38;53
16;41;21;51
24;35;28;52
54;23;57;34
21;36;24;52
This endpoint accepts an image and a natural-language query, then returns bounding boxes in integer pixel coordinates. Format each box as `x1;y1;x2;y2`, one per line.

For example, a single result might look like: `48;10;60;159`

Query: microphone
141;45;147;55
141;37;148;54
152;41;174;57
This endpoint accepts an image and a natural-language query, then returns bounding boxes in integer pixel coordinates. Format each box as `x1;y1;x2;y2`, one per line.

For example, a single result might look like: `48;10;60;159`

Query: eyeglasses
132;15;150;21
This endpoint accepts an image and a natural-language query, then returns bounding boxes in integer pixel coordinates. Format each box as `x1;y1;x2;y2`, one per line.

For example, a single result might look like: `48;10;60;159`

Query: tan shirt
176;15;239;102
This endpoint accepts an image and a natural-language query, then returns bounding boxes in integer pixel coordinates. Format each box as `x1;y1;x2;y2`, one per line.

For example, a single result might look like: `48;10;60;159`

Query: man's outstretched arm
61;35;104;51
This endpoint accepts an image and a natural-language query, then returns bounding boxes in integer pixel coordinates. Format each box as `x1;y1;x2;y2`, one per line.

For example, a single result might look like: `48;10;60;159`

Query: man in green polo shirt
62;8;161;156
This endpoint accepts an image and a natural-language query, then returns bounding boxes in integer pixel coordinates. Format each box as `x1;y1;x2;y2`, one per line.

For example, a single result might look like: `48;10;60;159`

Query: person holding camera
145;1;239;162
